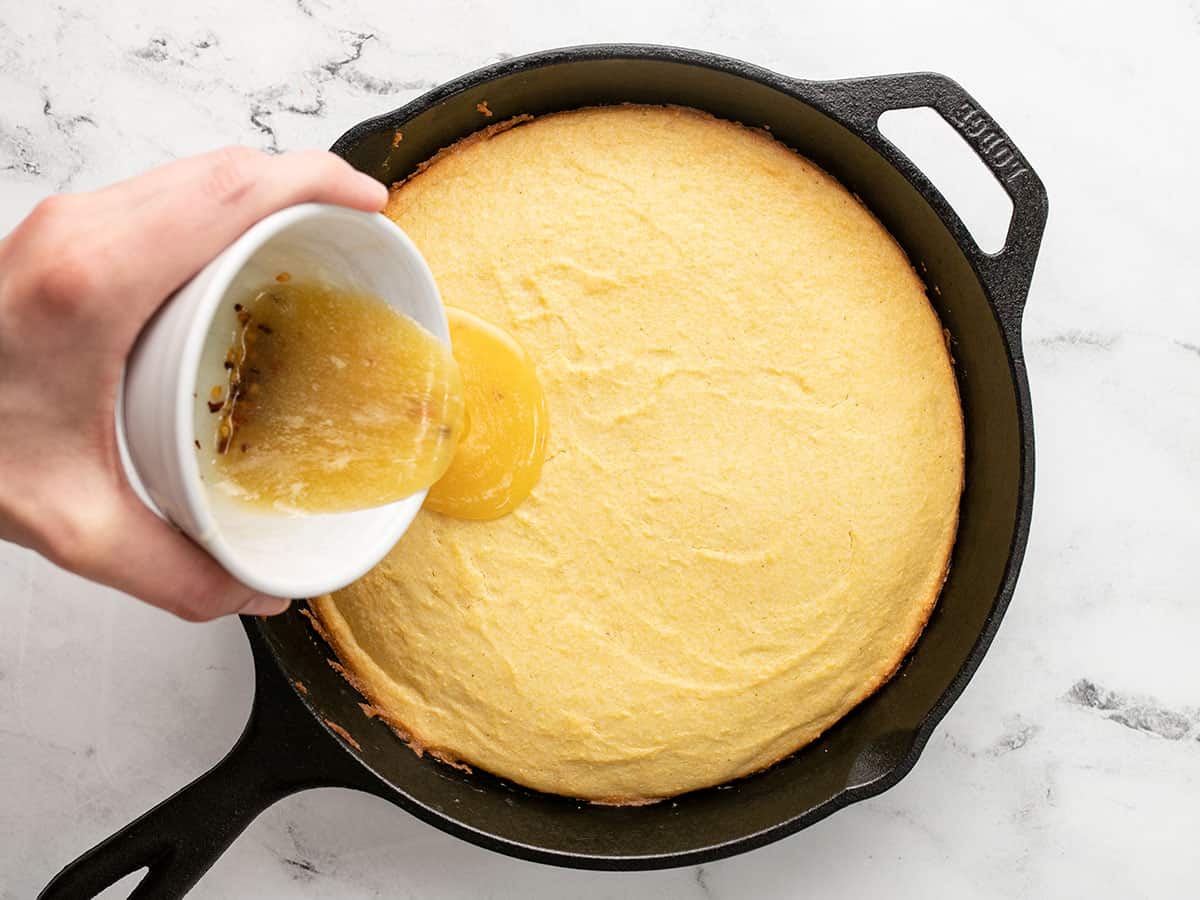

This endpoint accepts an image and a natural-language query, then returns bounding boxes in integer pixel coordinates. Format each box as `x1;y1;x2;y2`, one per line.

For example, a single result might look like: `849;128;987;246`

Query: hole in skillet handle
93;869;148;899
812;72;1049;340
878;107;1014;254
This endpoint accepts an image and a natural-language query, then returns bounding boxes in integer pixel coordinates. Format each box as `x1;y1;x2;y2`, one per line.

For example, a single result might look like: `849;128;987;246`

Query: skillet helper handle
39;620;379;900
819;72;1049;336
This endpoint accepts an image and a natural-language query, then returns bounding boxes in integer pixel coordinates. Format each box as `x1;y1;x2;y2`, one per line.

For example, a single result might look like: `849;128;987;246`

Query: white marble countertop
3;1;1199;897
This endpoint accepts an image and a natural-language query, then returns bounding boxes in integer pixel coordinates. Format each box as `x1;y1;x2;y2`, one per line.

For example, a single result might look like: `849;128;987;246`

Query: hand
0;148;387;621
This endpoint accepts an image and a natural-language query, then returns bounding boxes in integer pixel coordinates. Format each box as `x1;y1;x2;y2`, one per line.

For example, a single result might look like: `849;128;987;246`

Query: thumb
79;494;290;621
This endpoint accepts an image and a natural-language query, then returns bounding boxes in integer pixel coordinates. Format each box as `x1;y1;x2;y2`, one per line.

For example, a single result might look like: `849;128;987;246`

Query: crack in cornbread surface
312;105;964;803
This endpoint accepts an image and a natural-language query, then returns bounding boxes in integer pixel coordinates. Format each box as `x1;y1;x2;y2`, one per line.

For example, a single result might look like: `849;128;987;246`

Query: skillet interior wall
276;54;1028;860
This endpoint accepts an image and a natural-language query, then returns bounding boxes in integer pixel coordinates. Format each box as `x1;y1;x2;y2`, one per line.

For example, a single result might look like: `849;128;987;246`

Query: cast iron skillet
41;44;1047;899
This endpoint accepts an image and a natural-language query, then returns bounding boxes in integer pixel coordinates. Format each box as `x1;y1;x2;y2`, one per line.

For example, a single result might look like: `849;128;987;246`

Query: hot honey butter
201;278;464;514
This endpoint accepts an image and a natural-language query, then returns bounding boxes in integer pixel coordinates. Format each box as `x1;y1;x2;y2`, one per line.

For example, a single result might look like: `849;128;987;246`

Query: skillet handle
816;73;1049;338
38;619;380;900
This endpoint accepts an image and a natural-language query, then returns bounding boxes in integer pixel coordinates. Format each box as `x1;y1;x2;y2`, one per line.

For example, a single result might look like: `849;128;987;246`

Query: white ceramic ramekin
117;202;447;598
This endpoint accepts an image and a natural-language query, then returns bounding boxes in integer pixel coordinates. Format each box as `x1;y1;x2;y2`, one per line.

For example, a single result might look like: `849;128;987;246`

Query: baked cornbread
312;105;964;803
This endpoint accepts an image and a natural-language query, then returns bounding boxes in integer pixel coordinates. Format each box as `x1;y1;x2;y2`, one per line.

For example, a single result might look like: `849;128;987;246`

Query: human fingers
111;147;388;305
62;492;290;622
97;146;386;215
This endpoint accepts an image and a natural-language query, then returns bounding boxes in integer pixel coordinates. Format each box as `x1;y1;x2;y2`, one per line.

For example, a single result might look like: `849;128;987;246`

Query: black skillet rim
312;42;1039;869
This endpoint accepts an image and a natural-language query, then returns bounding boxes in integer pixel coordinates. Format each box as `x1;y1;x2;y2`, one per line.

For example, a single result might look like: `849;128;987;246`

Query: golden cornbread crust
312;104;964;803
